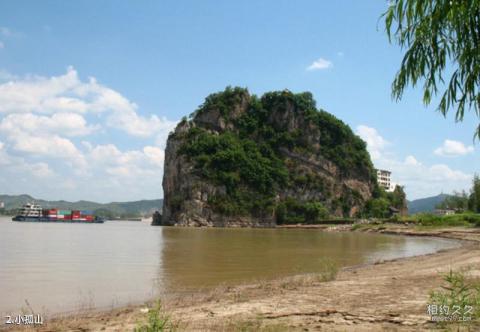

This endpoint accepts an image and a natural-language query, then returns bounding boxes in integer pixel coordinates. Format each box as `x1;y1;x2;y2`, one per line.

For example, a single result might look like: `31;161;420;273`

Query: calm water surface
0;216;459;315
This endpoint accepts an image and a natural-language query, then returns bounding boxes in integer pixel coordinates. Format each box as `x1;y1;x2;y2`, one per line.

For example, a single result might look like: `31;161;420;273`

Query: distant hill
0;194;163;218
407;194;450;214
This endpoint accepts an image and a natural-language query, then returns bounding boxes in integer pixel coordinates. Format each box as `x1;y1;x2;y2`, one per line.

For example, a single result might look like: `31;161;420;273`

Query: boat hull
12;216;105;223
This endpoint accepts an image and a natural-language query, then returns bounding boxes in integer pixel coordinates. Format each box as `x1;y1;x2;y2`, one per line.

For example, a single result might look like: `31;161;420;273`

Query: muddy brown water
0;217;459;315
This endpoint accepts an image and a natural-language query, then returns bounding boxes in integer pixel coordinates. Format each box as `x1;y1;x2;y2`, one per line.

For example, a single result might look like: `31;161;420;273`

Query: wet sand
3;225;480;331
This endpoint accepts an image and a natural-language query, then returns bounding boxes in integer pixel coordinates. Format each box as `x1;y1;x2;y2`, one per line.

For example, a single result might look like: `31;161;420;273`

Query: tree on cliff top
384;0;480;139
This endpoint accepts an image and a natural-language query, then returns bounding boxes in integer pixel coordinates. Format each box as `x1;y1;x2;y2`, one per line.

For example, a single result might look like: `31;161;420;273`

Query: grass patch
350;223;384;231
226;317;291;331
393;213;480;228
318;258;339;282
134;300;176;332
351;223;381;231
279;259;338;290
429;269;480;327
351;223;362;231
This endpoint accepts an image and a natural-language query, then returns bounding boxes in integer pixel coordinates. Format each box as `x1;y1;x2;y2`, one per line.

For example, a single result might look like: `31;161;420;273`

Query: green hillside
0;194;163;218
407;194;450;214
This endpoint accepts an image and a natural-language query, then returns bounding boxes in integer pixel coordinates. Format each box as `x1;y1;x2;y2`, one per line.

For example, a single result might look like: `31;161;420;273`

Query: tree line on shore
436;175;480;213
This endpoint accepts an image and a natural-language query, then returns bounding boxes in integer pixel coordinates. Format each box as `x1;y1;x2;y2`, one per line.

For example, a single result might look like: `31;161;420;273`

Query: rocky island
161;87;380;227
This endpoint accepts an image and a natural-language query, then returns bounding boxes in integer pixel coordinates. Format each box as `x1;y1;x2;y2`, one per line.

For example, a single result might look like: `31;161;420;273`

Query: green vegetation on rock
275;199;329;224
364;185;407;218
177;87;376;222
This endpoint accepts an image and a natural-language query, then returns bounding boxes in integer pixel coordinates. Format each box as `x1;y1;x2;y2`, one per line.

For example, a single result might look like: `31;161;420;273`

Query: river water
0;216;459;315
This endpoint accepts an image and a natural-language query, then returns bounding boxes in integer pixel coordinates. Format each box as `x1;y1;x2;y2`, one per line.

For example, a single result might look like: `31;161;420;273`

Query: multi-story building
0;201;4;209
376;169;393;192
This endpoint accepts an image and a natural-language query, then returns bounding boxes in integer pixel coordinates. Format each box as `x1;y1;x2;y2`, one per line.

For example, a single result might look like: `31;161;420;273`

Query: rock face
151;211;162;226
162;88;377;227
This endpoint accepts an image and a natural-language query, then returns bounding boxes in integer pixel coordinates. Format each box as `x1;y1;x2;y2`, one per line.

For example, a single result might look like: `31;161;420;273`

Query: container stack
80;210;94;222
72;210;81;221
47;209;58;220
57;210;72;221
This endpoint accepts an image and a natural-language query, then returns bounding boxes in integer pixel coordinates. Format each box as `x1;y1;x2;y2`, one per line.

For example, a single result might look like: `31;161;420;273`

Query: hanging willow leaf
383;0;480;140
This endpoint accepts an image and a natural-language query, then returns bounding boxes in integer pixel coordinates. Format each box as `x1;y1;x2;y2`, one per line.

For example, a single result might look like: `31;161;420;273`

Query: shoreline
4;224;480;331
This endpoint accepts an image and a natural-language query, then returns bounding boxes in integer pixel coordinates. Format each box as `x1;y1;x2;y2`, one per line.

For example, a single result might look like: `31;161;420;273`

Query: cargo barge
12;203;105;223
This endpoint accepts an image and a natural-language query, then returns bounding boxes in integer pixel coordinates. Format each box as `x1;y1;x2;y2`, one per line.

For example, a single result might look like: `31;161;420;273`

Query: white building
434;209;455;216
0;202;4;209
376;169;394;192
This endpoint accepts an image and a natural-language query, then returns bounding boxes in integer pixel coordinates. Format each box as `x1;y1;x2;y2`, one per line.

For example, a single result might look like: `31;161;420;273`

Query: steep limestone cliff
162;87;377;227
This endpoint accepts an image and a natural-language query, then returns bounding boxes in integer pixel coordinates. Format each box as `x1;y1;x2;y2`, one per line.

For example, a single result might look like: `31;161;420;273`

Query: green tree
384;0;480;138
436;190;469;211
304;202;329;223
390;185;407;211
472;174;480;212
365;198;390;218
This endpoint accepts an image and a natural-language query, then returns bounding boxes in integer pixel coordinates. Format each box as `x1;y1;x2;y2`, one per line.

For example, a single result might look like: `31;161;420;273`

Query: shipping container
58;210;71;215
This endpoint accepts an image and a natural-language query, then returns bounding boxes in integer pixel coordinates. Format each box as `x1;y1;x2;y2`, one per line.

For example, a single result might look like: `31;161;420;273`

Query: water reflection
158;227;459;291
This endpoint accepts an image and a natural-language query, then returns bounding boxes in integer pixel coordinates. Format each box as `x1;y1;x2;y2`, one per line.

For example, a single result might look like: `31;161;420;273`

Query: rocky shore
8;225;479;332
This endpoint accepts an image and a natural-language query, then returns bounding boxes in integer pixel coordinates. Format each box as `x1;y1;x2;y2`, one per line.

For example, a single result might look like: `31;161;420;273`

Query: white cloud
106;109;176;138
0;67;84;114
0;144;54;178
0;70;17;82
404;155;420;166
0;112;97;137
87;143;164;179
357;125;472;199
356;125;389;160
0;138;167;201
0;27;12;37
0;41;4;49
306;57;333;71
143;146;165;167
0;140;10;166
9;133;82;159
0;67;178;201
89;143;122;164
0;66;177;138
26;162;54;178
434;139;474;157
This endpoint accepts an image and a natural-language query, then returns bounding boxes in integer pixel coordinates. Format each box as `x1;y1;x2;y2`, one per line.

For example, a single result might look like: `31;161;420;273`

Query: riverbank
5;224;480;331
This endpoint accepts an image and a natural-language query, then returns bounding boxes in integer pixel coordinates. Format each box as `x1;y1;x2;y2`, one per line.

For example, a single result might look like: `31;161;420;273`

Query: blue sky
0;0;478;202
